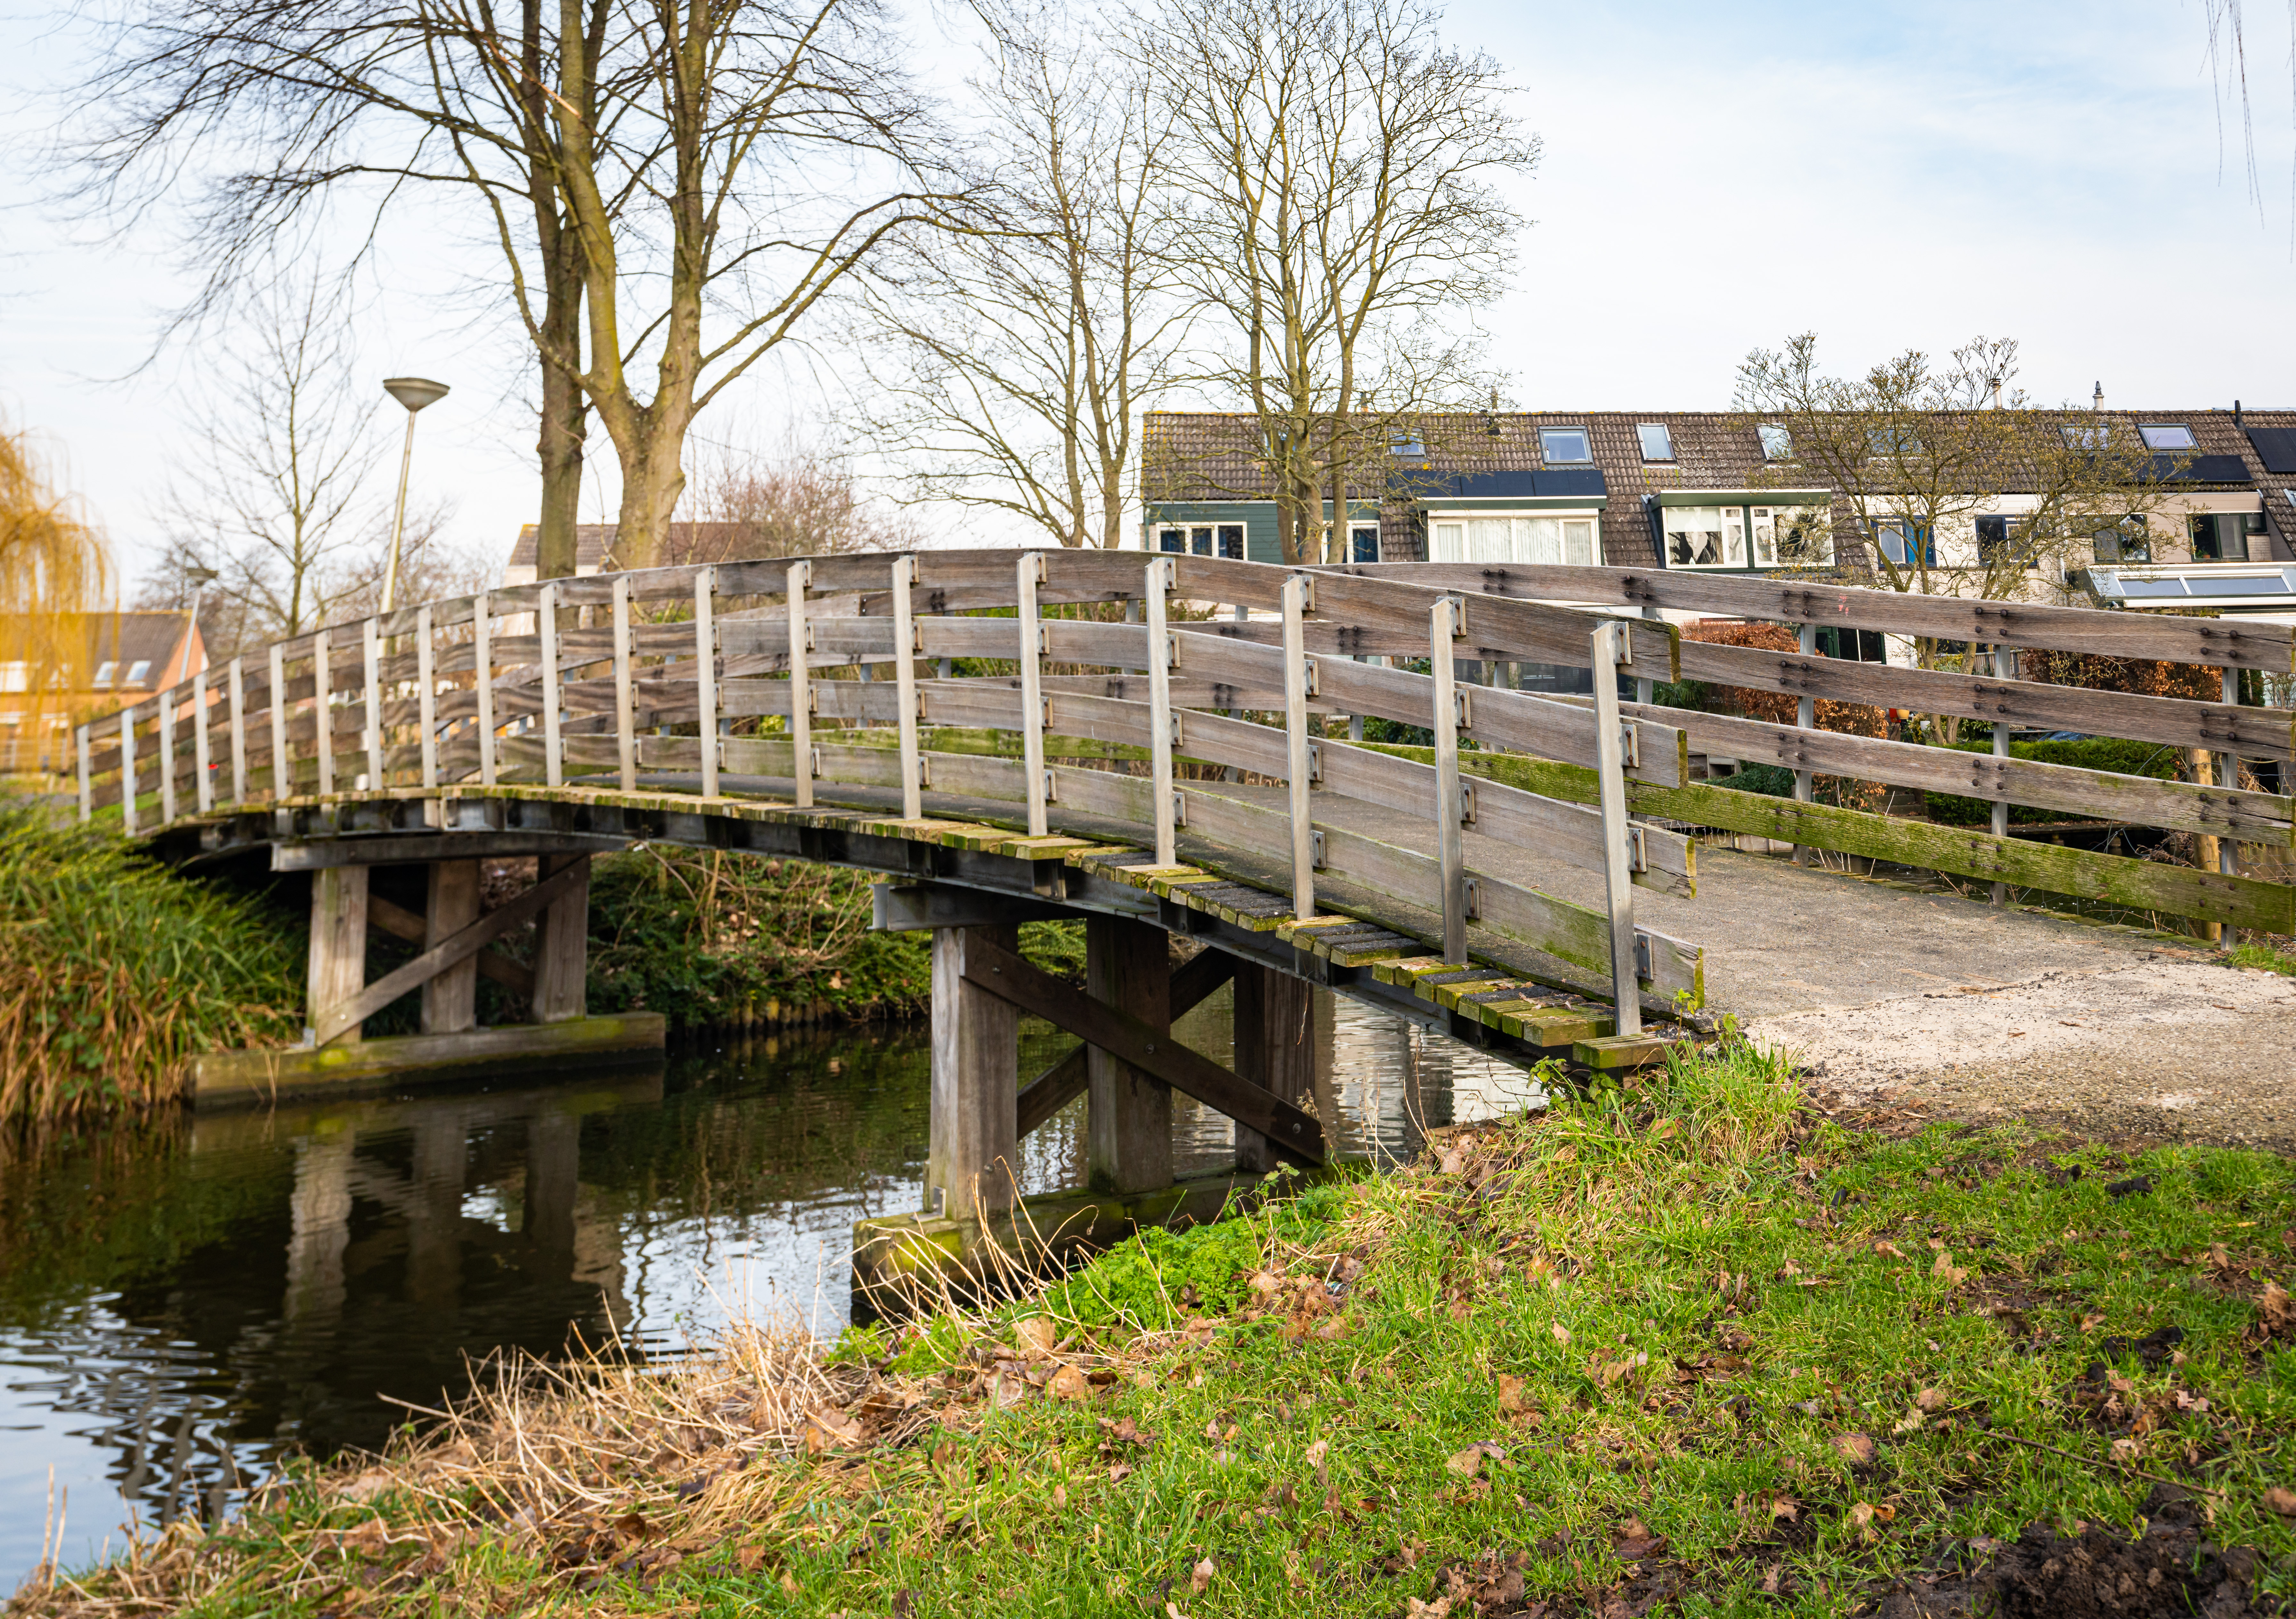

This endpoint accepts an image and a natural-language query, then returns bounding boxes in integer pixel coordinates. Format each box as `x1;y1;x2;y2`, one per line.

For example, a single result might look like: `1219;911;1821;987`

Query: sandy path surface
1745;958;2296;1149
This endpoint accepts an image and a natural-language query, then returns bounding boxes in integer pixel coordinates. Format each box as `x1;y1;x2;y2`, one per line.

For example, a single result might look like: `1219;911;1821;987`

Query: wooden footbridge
67;550;2293;1271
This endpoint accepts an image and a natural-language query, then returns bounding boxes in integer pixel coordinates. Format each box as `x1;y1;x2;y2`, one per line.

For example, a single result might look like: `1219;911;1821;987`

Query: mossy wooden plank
1367;744;2296;936
1575;1033;1675;1070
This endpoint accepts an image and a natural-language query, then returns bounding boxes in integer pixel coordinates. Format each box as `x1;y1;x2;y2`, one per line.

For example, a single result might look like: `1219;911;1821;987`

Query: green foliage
0;798;304;1119
1708;762;1798;798
1923;736;2184;826
2225;941;2296;977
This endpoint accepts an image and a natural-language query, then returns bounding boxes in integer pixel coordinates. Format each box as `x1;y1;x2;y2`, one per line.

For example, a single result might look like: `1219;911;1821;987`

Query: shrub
1921;736;2184;826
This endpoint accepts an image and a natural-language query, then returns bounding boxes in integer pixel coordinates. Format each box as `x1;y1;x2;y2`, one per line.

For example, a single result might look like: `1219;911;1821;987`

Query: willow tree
0;423;113;774
76;0;965;571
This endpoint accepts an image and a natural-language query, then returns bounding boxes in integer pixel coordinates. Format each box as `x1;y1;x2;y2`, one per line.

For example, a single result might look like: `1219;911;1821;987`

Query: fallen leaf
1846;1502;1877;1541
1893;1409;1924;1434
1550;1322;1571;1346
1931;1249;1971;1286
735;1544;769;1572
802;1405;866;1454
1445;1442;1506;1477
2111;1437;2143;1462
1313;1315;1351;1340
1405;1598;1453;1619
614;1511;650;1542
1108;1462;1133;1483
1612;1517;1667;1560
1873;1240;1907;1258
1771;1496;1799;1522
1015;1317;1058;1356
2263;1487;2296;1517
1049;1365;1091;1402
1053;1483;1067;1509
1192;1557;1215;1593
1497;1374;1529;1414
1833;1432;1877;1464
780;1570;802;1597
1165;1604;1186;1619
2259;1282;2294;1335
1915;1387;1948;1412
1305;1439;1330;1477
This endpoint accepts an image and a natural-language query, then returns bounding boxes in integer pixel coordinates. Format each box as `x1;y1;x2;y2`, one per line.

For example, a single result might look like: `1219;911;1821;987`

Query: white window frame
1538;426;1592;465
1425;509;1602;566
1663;504;1833;570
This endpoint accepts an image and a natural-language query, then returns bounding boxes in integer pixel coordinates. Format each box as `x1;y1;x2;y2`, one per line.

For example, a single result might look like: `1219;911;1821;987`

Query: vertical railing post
2219;664;2241;879
417;605;439;790
314;630;336;796
893;554;921;819
1146;556;1176;866
787;561;812;808
1791;622;1816;865
121;704;138;835
269;642;290;801
75;724;91;823
1432;597;1466;964
1018;552;1048;837
228;656;247;806
158;683;178;824
1282;573;1315;920
1991;644;2012;903
362;617;384;789
695;567;719;799
612;574;637;792
1591;621;1643;1037
473;591;496;787
193;670;215;814
540;582;563;788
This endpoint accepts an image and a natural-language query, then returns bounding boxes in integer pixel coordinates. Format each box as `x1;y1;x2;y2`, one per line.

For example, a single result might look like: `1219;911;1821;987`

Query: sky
1;0;2292;591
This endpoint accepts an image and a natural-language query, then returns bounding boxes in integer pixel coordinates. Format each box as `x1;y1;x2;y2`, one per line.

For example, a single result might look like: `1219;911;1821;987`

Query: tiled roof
0;612;194;690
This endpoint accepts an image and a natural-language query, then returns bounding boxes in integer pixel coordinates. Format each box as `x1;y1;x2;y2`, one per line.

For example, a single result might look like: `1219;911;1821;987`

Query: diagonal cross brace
313;857;588;1046
1015;945;1239;1136
962;936;1323;1167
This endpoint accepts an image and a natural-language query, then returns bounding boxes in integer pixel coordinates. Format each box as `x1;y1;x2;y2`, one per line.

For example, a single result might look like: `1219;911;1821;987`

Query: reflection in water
0;989;1538;1586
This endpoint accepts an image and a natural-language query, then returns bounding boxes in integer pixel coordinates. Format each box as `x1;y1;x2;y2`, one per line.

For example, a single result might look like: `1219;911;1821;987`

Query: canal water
0;988;1541;1588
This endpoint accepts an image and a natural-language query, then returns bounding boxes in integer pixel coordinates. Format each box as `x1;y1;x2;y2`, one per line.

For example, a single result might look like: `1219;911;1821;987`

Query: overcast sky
1;0;2290;590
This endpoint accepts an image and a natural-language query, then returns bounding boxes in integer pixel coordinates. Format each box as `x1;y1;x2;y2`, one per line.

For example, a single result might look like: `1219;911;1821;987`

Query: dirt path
1744;956;2296;1150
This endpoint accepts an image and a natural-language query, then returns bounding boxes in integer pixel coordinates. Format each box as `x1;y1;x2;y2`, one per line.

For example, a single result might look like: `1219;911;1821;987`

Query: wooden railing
1343;563;2295;936
69;551;1713;1024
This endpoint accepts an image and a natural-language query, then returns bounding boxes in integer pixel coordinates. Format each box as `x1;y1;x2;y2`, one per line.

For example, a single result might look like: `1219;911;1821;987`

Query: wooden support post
695;566;719;799
1086;914;1172;1195
1991;644;2012;904
787;560;812;807
929;923;1020;1220
1792;621;1815;866
473;590;497;787
531;852;590;1022
1233;960;1313;1174
1637;606;1661;706
612;574;636;791
362;617;384;788
121;703;137;833
158;682;177;824
313;629;335;797
1146;555;1177;866
1432;597;1466;964
75;725;90;823
269;642;290;800
420;859;481;1034
307;863;370;1046
2219;664;2241;884
2190;740;2223;943
193;672;214;813
1591;620;1643;1037
417;605;438;790
228;656;247;805
1282;573;1315;919
1019;552;1048;837
539;582;563;788
893;555;921;819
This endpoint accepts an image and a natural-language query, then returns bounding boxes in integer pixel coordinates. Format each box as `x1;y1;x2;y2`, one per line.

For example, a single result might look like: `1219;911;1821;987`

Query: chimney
2234;399;2243;426
1989;376;2003;408
2092;380;2104;411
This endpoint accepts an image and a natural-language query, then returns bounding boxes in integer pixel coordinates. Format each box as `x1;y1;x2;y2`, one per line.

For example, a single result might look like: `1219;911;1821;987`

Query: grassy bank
29;1043;2296;1615
0;800;304;1120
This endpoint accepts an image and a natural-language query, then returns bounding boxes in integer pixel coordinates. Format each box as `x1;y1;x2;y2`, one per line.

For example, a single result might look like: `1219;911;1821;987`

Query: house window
1757;425;1793;460
125;660;152;687
1871;520;1935;566
93;661;117;688
1218;524;1245;559
1156;523;1243;557
1427;513;1599;566
2093;517;2150;564
1539;427;1591;464
2139;424;2196;452
1636;423;1674;462
1156;526;1184;552
1391;428;1426;458
1350;524;1380;563
1868;427;1923;457
2060;423;2110;450
0;663;25;695
2190;512;2250;562
1975;515;2023;567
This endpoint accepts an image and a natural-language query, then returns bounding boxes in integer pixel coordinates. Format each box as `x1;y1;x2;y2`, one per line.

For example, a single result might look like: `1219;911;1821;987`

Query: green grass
2226;940;2296;977
50;1042;2296;1616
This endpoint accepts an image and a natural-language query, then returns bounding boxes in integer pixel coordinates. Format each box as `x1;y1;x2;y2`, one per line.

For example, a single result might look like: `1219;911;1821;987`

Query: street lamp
183;565;218;677
381;376;451;614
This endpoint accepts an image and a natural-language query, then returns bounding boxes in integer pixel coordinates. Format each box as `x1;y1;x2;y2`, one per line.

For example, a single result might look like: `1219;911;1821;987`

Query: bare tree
73;0;969;572
674;427;926;560
1139;0;1537;564
847;1;1188;548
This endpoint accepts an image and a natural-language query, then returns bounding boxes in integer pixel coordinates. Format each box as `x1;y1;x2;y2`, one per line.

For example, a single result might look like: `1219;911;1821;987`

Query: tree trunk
609;419;692;571
533;231;586;581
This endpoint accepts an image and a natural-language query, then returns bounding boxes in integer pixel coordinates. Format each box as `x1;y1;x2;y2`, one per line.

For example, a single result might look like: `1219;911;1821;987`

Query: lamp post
381;377;451;614
183;565;218;677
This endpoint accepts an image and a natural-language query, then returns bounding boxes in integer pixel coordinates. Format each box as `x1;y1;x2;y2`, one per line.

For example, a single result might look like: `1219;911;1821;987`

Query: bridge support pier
1233;961;1312;1174
1086;915;1171;1194
306;866;370;1046
927;924;1020;1221
421;859;480;1034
